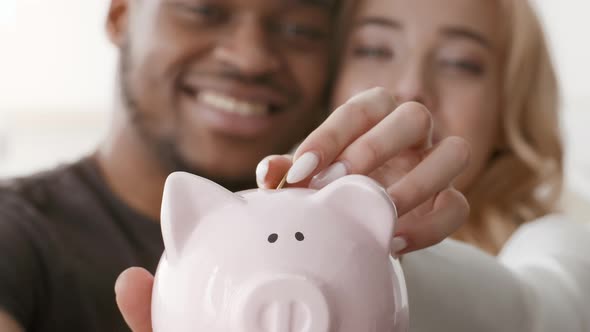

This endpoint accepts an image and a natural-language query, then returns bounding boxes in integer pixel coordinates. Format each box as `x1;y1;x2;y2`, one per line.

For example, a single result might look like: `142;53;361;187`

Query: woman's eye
441;59;484;75
352;46;393;59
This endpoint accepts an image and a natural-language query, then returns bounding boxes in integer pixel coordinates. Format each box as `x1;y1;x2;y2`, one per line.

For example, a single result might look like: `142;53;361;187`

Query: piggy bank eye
268;233;279;243
295;232;305;241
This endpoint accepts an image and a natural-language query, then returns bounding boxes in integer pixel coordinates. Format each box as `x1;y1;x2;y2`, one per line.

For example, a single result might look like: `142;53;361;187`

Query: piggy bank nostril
268;233;278;243
295;232;304;241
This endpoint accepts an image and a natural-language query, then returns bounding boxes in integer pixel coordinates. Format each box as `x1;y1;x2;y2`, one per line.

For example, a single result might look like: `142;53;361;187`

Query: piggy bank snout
235;275;330;332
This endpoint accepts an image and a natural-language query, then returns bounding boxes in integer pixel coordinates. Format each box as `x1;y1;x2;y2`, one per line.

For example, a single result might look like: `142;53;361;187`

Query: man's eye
170;2;227;24
191;5;226;20
353;46;393;59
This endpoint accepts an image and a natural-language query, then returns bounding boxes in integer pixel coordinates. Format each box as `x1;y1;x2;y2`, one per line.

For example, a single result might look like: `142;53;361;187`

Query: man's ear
106;0;129;47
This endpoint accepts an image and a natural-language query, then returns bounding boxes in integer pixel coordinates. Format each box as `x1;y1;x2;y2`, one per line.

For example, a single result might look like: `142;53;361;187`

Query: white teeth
197;91;269;116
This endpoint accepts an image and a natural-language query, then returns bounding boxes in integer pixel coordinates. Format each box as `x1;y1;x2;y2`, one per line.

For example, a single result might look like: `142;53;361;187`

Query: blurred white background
0;1;588;219
0;0;114;176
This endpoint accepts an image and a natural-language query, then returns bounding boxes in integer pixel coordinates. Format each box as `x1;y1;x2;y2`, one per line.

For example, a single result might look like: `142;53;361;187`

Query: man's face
108;0;333;186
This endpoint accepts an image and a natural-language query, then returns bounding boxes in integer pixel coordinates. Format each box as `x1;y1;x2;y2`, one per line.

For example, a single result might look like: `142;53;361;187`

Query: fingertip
256;158;270;189
260;155;293;189
394;189;469;254
309;161;348;189
391;236;409;256
115;267;154;332
286;152;320;184
433;188;470;222
446;136;472;171
115;267;153;295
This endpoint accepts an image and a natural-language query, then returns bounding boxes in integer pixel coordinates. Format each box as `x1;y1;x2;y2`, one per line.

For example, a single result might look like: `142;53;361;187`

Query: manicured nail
256;159;270;188
286;152;319;184
309;162;348;189
391;237;408;254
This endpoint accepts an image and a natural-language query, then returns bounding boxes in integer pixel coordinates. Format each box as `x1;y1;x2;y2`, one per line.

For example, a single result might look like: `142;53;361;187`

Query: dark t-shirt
0;157;164;331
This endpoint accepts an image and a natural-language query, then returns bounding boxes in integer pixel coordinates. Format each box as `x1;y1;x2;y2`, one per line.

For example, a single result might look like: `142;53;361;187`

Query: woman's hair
453;0;563;254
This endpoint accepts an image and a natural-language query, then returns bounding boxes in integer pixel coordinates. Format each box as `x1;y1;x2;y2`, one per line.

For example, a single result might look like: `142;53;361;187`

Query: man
0;0;469;331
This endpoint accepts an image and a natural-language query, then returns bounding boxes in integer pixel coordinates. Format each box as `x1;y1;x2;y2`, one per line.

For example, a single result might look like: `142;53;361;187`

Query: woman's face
333;0;504;192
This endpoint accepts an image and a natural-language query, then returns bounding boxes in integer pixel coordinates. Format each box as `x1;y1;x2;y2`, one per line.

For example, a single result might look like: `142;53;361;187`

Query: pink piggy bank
152;172;409;332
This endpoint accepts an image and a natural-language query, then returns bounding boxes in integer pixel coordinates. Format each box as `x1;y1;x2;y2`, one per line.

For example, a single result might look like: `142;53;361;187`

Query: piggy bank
152;172;409;332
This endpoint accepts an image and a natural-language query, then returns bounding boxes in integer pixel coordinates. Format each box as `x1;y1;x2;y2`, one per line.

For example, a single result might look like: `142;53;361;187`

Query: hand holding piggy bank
152;172;409;332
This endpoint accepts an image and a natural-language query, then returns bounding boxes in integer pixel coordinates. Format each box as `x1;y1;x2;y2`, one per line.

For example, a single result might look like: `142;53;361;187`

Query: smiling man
105;0;336;216
0;0;337;331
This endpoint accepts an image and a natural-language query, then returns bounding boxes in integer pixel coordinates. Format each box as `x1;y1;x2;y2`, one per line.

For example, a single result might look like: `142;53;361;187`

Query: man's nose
213;18;281;77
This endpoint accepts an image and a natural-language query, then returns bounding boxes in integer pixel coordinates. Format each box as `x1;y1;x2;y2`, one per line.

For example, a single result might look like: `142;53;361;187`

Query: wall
0;0;113;175
0;0;116;112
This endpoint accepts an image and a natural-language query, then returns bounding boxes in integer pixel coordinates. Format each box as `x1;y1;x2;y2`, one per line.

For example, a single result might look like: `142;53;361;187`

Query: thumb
256;155;293;189
115;267;154;332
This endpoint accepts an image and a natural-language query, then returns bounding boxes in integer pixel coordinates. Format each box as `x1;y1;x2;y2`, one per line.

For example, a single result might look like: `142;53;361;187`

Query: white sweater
402;214;590;332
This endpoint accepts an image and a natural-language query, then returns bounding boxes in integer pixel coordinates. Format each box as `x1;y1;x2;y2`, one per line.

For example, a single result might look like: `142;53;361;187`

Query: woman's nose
392;61;433;109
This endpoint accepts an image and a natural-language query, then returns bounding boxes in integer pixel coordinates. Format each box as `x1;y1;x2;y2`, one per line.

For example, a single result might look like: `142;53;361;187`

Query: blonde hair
453;0;563;254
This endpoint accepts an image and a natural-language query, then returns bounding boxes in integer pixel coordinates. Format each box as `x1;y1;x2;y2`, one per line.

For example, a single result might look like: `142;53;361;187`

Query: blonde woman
115;0;590;331
261;0;590;330
329;0;564;253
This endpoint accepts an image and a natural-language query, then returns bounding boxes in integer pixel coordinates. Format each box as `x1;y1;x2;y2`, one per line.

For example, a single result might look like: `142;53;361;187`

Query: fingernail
310;162;348;189
287;152;319;184
391;237;408;254
256;159;270;188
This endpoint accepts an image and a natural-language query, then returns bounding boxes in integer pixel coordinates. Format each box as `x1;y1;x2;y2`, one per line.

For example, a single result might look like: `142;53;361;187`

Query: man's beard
118;45;257;191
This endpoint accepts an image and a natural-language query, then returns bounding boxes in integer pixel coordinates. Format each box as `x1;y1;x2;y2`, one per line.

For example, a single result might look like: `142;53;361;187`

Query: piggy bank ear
161;172;244;261
313;175;396;253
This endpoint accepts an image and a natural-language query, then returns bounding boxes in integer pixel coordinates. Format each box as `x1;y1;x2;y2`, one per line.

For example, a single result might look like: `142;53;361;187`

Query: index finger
287;87;396;184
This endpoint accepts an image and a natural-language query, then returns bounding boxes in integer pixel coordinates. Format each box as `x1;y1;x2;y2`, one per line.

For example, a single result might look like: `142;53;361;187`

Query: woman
116;0;590;331
323;0;588;330
332;0;564;255
263;0;590;330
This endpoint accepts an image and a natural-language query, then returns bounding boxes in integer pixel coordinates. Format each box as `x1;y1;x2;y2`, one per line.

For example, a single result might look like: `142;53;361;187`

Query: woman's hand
256;87;470;255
